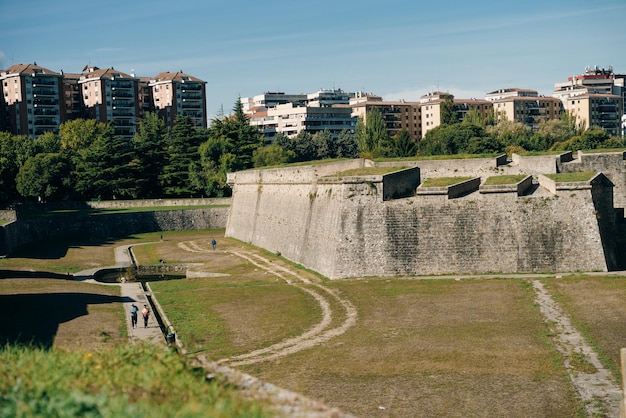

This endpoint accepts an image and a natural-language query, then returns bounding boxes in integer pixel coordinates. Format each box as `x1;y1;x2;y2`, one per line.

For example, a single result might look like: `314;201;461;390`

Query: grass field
3;230;626;417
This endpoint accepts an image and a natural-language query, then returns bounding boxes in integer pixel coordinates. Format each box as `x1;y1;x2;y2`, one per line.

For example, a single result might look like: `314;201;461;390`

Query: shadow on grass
0;292;132;349
0;270;74;280
8;235;135;260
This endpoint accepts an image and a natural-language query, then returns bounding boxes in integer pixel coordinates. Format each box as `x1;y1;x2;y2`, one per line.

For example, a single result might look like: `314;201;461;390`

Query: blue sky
2;0;625;118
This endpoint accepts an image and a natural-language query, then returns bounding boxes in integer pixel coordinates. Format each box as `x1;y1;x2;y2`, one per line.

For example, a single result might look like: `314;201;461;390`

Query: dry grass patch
242;278;582;418
544;275;626;383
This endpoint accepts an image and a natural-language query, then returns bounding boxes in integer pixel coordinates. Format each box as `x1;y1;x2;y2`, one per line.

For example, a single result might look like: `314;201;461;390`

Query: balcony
112;100;134;108
110;81;133;89
33;89;58;97
32;79;56;86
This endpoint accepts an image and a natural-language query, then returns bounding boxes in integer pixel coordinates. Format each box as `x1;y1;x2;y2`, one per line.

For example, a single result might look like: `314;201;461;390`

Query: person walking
130;303;138;328
142;304;150;328
211;239;217;250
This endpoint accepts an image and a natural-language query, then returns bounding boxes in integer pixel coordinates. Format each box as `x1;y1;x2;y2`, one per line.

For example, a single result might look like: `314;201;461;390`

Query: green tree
292;131;316;162
418;122;490;156
356;108;390;157
34;131;61;154
73;124;138;199
229;98;264;170
389;130;417;158
440;94;458;125
313;129;335;159
252;144;294;167
161;115;203;197
16;153;70;201
133;112;169;198
485;119;532;150
60;119;104;152
335;129;358;158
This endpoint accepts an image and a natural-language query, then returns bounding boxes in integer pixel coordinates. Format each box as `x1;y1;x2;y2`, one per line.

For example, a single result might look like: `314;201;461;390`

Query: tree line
1;98;623;205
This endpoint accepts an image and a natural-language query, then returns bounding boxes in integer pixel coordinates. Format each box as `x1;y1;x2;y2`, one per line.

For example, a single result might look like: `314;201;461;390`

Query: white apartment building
246;89;356;141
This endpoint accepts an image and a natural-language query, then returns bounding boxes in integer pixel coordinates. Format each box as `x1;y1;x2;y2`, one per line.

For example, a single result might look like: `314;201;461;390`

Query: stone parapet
479;175;533;196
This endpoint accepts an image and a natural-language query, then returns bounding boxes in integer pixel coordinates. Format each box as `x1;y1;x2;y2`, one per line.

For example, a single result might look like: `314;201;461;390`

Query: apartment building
246;88;356;141
0;62;208;138
350;95;421;139
249;102;354;140
420;92;491;136
149;71;207;128
553;66;626;136
0;63;64;137
78;66;140;140
241;92;307;113
563;93;623;137
486;88;562;130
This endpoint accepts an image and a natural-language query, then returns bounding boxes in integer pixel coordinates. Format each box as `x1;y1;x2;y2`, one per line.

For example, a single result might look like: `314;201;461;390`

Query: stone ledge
479;175;533;196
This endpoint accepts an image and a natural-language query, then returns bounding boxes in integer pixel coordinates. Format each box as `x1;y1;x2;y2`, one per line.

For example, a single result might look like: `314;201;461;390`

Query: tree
229;98;264;170
34;131;61;154
252;144;294;167
335;129;358;158
313;130;335;159
16;153;70;201
418;122;490;156
291;131;316;162
60;119;105;152
73;124;138;199
389;130;417;158
133;112;169;198
161;115;203;197
356;108;390;157
440;94;458;125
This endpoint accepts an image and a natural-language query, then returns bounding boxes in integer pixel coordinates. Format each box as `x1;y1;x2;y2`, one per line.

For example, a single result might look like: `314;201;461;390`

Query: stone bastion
225;151;626;279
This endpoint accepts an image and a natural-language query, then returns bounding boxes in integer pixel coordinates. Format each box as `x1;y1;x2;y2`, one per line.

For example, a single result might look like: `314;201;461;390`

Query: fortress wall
559;151;626;209
226;178;359;276
226;167;611;279
327;189;608;278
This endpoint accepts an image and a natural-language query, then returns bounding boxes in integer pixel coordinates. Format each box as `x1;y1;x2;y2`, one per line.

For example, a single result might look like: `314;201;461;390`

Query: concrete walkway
120;281;164;346
75;244;165;346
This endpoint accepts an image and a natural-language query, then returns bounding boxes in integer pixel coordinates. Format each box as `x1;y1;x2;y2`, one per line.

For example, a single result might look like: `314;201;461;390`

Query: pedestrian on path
211;239;217;250
130;303;138;328
142;304;150;328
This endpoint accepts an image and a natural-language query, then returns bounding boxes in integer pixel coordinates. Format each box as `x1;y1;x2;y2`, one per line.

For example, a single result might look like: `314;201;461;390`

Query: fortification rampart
226;155;623;279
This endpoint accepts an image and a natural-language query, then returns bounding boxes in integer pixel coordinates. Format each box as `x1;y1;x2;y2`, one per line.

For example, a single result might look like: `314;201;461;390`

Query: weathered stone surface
226;155;624;279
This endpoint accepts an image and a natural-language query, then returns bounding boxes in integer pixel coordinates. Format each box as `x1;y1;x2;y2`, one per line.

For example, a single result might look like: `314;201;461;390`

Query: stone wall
226;156;621;279
1;207;229;256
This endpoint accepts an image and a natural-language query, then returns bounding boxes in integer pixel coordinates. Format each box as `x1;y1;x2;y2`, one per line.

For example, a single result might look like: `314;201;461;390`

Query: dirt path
220;251;357;367
176;241;357;367
532;280;622;417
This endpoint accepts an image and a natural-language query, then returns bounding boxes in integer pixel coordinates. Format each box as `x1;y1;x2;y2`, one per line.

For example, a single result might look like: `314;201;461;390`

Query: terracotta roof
151;71;205;83
2;62;60;76
80;66;134;80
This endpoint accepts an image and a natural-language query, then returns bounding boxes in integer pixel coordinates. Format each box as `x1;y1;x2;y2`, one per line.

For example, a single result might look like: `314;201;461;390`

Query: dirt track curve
177;241;358;367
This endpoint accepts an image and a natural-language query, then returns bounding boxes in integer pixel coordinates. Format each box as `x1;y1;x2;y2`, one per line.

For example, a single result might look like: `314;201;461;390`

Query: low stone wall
479;175;533;196
1;207;229;256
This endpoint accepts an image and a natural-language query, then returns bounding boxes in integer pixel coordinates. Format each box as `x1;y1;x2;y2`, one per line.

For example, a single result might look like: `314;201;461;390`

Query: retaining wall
1;207;229;256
